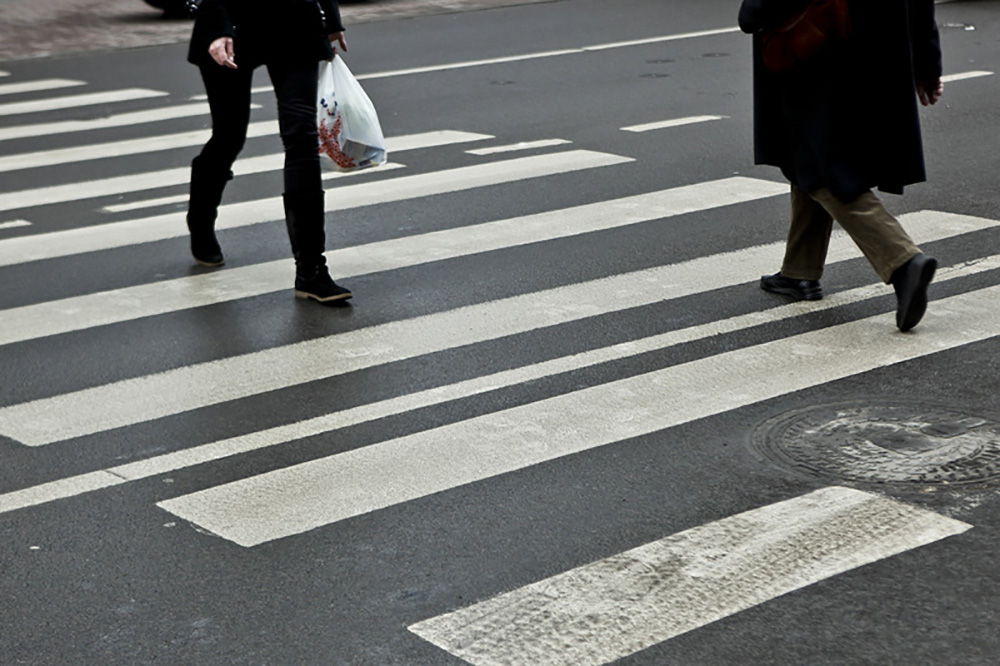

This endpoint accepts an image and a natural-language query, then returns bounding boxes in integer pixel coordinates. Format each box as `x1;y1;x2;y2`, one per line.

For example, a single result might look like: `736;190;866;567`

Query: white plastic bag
316;56;388;172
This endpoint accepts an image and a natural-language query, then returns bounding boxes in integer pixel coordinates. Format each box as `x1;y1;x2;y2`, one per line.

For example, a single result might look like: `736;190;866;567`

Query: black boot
186;156;232;267
283;191;353;303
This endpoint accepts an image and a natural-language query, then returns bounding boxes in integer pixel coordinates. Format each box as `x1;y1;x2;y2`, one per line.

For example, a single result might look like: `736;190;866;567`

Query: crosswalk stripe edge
1;250;996;516
0;148;624;265
0;176;785;346
153;281;1000;547
407;487;970;666
0;210;992;447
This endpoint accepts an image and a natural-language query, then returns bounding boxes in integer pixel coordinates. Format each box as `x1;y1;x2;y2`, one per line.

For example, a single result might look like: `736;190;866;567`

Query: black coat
738;0;942;200
188;0;345;68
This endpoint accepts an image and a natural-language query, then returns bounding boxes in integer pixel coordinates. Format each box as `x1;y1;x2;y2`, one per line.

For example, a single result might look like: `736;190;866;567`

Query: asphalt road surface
2;0;1000;664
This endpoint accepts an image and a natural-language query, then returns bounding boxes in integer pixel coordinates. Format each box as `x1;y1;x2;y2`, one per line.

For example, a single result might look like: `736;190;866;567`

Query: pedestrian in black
186;0;352;303
738;0;943;331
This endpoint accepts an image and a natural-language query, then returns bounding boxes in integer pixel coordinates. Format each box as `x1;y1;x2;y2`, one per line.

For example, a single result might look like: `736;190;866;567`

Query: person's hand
209;37;237;69
329;31;348;54
916;77;943;106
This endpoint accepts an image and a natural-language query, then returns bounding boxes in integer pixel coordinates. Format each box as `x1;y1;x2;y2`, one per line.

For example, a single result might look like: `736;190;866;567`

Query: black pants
197;58;321;197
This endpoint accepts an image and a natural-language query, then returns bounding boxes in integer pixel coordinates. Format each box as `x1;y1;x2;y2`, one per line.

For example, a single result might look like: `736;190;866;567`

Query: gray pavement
0;0;555;62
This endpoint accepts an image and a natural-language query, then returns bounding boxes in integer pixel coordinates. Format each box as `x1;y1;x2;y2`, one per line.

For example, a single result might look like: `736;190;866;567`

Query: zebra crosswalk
0;78;85;97
0;86;167;118
0;64;996;664
409;487;971;666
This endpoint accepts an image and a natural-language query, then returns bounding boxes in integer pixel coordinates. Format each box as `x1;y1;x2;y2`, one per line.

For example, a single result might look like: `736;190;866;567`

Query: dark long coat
738;0;942;200
188;0;345;68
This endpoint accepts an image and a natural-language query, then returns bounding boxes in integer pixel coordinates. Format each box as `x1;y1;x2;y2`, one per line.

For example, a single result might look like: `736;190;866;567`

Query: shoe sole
295;290;353;303
760;283;823;301
193;256;225;268
897;257;937;332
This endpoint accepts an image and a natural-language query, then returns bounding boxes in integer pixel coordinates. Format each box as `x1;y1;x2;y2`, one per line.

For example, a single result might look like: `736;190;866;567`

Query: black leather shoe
760;273;822;301
891;254;937;332
295;266;353;303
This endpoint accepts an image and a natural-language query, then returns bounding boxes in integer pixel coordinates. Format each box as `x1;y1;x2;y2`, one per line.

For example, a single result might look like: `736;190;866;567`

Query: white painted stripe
0;130;488;212
356;130;492;153
621;115;727;133
357;49;582;80
466;139;572;155
0;208;986;446
190;85;272;101
323;162;407;178
157;282;1000;547
0;78;85;96
0;71;9;78
0;121;279;174
0;103;254;143
582;27;742;51
101;194;190;213
0;472;128;516
0;154;261;212
0;88;167;118
409;488;970;665
0;128;484;175
357;27;741;80
0;150;630;265
2;248;994;515
0;220;31;230
0;177;784;346
942;70;993;83
100;162;408;213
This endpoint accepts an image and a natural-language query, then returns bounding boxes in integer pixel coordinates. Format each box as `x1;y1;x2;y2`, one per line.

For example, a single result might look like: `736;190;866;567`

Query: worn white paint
584;27;742;51
466;139;571;155
156;281;1000;547
101;194;192;214
0;149;629;264
0;130;491;213
356;28;741;80
0;102;247;143
0;209;989;447
0;78;85;96
2;248;996;515
190;85;271;101
0;220;31;230
100;162;407;213
621;115;728;133
409;488;970;666
0;121;280;173
942;70;993;83
0;88;166;118
0;176;785;346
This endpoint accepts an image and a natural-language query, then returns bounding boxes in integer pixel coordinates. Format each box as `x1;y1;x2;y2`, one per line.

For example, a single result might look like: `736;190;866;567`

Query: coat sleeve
188;0;235;65
908;0;942;81
738;0;812;34
318;0;345;33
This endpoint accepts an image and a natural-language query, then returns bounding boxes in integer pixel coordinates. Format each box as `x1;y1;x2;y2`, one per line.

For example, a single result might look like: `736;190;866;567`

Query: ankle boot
891;253;937;332
186;156;233;267
283;191;353;303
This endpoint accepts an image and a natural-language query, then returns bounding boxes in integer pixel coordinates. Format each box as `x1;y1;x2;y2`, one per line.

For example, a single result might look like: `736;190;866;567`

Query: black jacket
738;0;942;199
188;0;345;68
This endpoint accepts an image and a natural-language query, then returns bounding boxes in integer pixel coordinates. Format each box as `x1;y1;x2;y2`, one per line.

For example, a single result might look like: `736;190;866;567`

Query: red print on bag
318;114;357;170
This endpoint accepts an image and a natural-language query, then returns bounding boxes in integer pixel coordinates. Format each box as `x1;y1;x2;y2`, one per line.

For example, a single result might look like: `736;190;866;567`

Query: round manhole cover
751;402;1000;490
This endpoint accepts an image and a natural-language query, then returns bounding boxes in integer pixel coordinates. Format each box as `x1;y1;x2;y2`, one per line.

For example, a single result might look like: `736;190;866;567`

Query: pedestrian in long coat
185;0;353;303
738;0;943;331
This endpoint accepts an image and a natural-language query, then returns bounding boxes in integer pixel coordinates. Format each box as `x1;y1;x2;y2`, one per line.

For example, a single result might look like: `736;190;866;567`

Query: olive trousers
780;185;921;284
